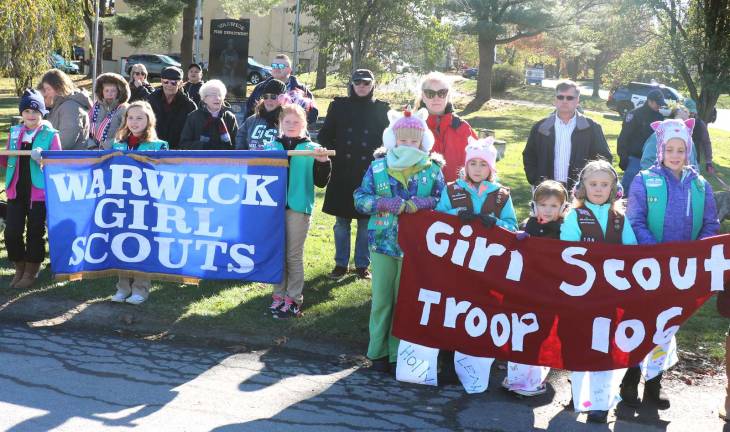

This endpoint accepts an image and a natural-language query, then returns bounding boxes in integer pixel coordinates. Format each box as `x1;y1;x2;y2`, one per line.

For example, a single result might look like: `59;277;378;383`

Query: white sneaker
125;294;147;305
501;377;546;396
111;290;130;303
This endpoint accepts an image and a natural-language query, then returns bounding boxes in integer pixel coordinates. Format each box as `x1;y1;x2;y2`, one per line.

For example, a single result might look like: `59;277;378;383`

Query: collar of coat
538;111;590;136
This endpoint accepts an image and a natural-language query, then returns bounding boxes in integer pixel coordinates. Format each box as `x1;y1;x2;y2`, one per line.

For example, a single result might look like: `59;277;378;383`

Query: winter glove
30;147;43;162
478;213;498;229
515;231;530;241
457;209;477;223
405;196;435;213
376;197;405;215
706;162;716;175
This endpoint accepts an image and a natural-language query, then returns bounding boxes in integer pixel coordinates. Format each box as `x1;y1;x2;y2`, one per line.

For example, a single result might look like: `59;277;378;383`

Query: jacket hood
94;72;130;104
55;90;92;110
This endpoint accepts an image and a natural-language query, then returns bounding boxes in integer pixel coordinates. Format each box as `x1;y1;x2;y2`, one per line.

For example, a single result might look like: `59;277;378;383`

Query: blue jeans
621;156;641;197
334;217;370;269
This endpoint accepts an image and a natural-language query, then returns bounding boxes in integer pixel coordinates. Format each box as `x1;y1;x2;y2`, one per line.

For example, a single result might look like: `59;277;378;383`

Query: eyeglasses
271;63;288;70
353;79;372;86
556;95;576;101
161;80;179;86
262;93;279;100
423;88;448;99
133;71;145;76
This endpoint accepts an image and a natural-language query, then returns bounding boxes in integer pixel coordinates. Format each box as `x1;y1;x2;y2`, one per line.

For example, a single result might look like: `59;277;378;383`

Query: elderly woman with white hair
180;79;238;150
415;71;476;182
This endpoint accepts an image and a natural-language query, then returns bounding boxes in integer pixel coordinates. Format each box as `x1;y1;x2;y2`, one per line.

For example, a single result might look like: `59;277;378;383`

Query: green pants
367;252;402;363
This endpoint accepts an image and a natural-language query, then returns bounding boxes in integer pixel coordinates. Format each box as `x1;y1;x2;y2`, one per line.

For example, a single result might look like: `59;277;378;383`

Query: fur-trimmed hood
94;72;130;105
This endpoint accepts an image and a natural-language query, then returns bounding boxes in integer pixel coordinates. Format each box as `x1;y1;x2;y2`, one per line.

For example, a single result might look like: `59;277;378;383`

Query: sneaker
328;266;348;281
269;295;285;314
125;294;147;305
355;267;371;280
501;377;546;396
111;290;130;303
275;301;302;319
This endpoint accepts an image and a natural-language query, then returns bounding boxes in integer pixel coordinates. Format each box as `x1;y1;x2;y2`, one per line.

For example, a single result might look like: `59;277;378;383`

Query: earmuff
530;180;570;217
573;160;621;202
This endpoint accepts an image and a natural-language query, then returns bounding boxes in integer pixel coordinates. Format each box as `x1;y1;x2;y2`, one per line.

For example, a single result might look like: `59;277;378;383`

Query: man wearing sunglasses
318;69;390;281
523;80;611;191
245;54;318;124
148;66;197;149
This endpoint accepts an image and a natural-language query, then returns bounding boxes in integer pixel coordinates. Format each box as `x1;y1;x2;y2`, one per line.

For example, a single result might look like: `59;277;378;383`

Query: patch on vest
645;177;663;188
372;162;385;173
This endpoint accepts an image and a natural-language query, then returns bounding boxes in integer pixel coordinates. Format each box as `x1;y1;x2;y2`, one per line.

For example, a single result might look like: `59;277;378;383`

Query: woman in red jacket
415;72;476;182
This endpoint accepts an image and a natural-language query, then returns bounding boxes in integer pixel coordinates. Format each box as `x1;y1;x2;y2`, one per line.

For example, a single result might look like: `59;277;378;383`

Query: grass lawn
0;75;729;361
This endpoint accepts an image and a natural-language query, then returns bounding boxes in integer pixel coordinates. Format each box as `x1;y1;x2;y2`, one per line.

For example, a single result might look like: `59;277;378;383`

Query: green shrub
492;64;523;93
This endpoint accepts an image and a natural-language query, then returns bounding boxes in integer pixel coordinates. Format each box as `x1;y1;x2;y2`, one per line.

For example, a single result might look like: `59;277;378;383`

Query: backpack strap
480;186;510;217
447;182;474;213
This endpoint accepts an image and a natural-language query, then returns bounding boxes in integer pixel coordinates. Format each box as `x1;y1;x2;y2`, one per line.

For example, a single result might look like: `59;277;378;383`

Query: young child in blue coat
622;118;719;409
561;159;637;424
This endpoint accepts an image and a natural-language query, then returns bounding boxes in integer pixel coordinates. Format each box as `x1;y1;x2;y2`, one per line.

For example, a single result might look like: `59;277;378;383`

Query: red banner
392;211;730;371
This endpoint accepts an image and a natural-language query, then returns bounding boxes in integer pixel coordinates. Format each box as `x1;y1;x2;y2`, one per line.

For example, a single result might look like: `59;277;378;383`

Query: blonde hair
415;71;451;109
571;159;623;213
39;68;76;97
115;101;158;143
279;104;307;136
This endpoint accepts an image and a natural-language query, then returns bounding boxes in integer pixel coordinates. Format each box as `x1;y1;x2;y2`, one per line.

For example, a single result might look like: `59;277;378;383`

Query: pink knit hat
382;108;435;151
464;136;498;173
651;118;695;164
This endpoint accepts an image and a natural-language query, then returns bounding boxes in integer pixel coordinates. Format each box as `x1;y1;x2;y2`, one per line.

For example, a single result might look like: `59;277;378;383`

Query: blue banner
43;150;287;283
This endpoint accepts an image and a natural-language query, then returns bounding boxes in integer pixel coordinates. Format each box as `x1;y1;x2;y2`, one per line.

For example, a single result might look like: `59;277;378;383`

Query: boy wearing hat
354;108;445;373
1;89;62;289
184;63;205;106
148;66;197;149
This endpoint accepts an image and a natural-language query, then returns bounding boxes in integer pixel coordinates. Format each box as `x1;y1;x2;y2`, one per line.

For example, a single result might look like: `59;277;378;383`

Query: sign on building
209;19;250;99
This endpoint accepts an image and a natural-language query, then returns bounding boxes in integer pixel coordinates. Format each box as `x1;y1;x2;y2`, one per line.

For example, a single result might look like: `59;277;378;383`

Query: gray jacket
47;91;93;150
236;114;278;150
91;101;128;150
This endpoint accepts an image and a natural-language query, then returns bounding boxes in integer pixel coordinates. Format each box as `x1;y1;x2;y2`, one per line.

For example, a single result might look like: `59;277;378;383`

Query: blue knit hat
19;89;48;116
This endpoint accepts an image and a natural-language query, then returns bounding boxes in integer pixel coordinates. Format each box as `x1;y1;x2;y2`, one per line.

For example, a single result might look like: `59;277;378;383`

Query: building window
102;38;113;60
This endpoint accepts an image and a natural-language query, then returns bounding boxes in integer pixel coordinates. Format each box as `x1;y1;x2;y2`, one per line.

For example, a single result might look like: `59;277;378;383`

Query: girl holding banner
353;108;445;373
110;100;169;304
2;90;61;289
624;118;719;409
560;159;638;424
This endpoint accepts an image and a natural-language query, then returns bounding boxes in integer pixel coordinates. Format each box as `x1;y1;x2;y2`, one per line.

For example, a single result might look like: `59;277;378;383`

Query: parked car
247;57;272;84
124;54;182;78
50;53;80;74
607;82;683;117
462;68;478;79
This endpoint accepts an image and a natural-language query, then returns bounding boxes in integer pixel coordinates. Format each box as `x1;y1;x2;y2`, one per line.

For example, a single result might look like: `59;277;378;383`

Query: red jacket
426;108;476;182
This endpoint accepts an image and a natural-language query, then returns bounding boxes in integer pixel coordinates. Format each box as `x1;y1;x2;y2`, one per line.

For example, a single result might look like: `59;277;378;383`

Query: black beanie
261;79;286;96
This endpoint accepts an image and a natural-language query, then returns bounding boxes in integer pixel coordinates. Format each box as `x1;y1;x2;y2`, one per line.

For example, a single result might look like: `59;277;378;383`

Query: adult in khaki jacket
39;69;92;150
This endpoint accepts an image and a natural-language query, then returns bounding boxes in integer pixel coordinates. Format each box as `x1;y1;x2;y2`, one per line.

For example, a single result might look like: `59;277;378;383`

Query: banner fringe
55;269;201;285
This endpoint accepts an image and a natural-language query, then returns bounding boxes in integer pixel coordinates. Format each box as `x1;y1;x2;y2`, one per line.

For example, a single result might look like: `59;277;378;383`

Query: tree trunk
592;61;602;99
473;32;496;104
180;0;196;71
555;56;561;78
315;20;329;89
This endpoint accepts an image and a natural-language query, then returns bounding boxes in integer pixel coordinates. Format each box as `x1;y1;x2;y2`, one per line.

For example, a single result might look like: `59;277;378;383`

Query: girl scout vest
575;205;624;243
268;140;319;214
6;124;57;190
640;170;705;241
111;139;168;151
446;182;510;216
368;158;440;231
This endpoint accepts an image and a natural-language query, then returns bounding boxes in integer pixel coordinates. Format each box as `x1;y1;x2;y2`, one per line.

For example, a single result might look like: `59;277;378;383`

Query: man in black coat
148;66;197;149
318;69;390;280
617;89;666;194
523;80;612;192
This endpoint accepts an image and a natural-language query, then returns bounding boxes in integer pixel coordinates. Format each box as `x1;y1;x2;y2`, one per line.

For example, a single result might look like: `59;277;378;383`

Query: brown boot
9;262;25;288
14;262;41;290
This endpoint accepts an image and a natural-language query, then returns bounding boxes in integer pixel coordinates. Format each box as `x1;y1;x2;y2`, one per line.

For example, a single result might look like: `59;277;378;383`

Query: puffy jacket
46;91;92;150
424;103;476;182
434;178;518;231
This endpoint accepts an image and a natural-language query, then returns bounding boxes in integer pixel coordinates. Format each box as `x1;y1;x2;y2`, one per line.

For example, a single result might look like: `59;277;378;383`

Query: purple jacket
627;165;719;244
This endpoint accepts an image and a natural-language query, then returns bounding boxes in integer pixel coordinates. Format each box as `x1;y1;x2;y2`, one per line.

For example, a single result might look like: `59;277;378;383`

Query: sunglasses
423;88;448;99
262;93;279;101
161;79;179;86
556;95;576;101
133;71;145;76
271;63;288;69
353;79;372;86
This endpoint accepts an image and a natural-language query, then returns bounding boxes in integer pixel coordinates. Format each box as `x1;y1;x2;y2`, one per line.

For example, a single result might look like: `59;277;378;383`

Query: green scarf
386;146;430;187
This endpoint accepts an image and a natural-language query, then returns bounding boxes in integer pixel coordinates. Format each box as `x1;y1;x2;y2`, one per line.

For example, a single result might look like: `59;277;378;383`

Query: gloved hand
515;231;530;241
30;147;43;162
376;197;405;215
458;209;477;223
479;213;498;229
706;162;716;174
405;196;435;213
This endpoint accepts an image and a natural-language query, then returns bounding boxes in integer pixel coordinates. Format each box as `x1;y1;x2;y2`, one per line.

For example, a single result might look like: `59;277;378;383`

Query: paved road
0;324;726;431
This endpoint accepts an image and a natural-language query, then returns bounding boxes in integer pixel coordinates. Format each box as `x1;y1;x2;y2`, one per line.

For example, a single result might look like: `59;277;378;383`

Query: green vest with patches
368;158;440;231
111;139;168;151
268;140;320;214
641;170;705;241
6;124;56;190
